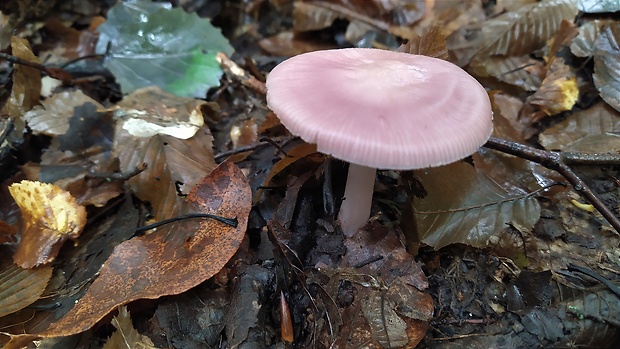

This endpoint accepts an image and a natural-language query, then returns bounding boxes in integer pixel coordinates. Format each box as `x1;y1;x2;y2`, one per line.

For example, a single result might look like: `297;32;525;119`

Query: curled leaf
9;180;87;268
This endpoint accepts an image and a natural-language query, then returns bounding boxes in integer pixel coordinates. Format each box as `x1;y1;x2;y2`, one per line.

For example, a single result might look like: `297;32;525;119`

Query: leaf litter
1;0;620;348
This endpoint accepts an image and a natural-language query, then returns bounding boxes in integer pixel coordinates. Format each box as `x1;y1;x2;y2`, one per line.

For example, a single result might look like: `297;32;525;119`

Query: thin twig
135;213;238;233
0;52;73;84
214;137;290;162
86;162;148;181
484;136;620;234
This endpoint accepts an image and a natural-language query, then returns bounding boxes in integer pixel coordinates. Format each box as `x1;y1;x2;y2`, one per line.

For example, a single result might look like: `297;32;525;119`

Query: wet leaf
528;58;579;116
476;0;578;57
95;0;233;97
2;36;41;118
37;160;251;337
414;161;541;249
102;306;159;349
0;264;53;318
9;180;87;268
593;23;620;112
339;222;433;348
539;102;620;150
362;292;408;348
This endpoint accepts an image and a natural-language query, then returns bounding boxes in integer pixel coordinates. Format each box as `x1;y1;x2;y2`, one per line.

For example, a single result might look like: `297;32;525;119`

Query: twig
216;52;267;95
567;263;620;298
214;137;290;162
484;136;620;234
86;162;148;181
135;213;238;233
0;52;73;84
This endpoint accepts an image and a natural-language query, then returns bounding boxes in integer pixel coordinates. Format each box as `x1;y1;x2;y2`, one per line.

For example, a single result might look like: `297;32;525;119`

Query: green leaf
414;161;541;249
96;0;234;98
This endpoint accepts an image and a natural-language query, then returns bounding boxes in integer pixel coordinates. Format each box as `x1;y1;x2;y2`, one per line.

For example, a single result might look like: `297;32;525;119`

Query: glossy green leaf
96;0;234;98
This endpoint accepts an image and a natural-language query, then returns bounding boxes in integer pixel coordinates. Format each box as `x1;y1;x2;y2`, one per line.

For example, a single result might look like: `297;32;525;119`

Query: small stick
484;136;620;234
135;213;238;233
214;137;289;162
87;163;148;181
0;52;73;84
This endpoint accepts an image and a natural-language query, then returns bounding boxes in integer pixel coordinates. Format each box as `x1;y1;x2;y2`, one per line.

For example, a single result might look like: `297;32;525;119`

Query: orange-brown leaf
38;160;251;337
9;181;87;268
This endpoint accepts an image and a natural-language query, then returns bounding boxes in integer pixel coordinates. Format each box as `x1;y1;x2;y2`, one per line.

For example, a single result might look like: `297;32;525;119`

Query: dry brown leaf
114;125;216;221
23;90;104;137
0;264;53;318
528;58;579;116
102;306;159;349
476;0;578;58
36;160;251;337
116;86;205;140
293;0;426;42
539;102;620;151
1;36;41;118
398;23;449;60
9;180;87;268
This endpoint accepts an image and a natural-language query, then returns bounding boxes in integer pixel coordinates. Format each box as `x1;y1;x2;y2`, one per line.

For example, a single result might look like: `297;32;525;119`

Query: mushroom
266;48;493;236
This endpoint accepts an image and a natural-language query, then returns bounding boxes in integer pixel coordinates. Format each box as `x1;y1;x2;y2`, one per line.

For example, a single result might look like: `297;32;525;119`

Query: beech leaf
38;160;251;337
593;23;620;112
477;0;578;57
0;264;53;318
95;0;234;97
9;181;87;268
414;161;541;249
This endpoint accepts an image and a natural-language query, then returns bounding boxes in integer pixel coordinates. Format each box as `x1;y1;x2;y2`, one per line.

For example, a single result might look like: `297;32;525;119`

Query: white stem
338;163;376;237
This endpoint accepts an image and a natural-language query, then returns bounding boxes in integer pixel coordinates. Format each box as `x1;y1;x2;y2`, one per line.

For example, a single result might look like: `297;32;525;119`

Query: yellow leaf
9;180;87;268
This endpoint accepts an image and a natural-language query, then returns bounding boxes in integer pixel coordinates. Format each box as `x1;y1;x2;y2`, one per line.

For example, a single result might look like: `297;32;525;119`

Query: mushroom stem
338;163;376;237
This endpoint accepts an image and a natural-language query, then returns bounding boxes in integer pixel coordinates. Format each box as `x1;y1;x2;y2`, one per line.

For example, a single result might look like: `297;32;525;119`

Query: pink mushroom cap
266;48;493;170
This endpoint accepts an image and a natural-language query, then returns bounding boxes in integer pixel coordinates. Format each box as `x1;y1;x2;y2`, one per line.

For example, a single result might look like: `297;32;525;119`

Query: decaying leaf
9;180;87;268
0;264;53;318
528;58;579;116
116;87;205;140
102;306;159;349
37;160;251;337
337;222;433;348
414;161;541;249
